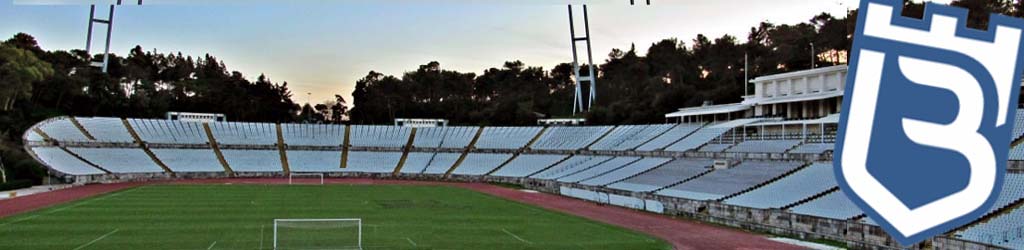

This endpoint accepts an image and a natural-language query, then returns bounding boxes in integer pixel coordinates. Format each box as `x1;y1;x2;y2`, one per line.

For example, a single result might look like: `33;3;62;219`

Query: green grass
0;184;670;250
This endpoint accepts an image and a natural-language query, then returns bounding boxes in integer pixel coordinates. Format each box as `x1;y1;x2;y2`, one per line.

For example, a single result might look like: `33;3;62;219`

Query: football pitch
0;184;670;249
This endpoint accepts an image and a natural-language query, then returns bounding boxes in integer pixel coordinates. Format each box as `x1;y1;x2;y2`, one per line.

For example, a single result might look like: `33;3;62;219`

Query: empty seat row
558;157;640;183
69;147;165;173
579;157;672;186
530;155;612;180
530;126;614;150
724;162;836;209
348;125;412;148
451;153;514;176
401;152;459;174
471;127;542;149
726;140;803;153
787;190;864;220
656;160;803;200
412;126;478;149
30;147;106;175
957;207;1024;250
490;154;570;177
209;122;277;145
281;124;346;146
635;123;703;151
37;118;90;142
589;124;675;151
128;119;209;144
77;117;135;143
607;158;714;192
788;143;834;154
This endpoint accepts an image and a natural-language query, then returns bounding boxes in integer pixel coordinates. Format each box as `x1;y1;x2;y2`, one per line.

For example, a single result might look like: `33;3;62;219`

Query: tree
0;44;53;111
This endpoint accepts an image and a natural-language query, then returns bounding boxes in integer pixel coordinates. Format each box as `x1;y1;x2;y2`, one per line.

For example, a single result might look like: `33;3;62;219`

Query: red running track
0;178;800;250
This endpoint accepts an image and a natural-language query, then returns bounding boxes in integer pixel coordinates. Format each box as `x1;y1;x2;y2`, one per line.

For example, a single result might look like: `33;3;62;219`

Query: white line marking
501;228;532;244
72;228;119;250
206;241;218;250
406;237;418;247
258;224;265;250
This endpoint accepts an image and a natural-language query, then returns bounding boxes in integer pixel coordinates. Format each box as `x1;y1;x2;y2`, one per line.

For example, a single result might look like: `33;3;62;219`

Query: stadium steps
523;154;575;178
59;146;112;174
203;122;235;176
631;124;679;150
717;161;813;202
648;123;708;151
572;157;642;184
340;125;351;169
32;128;54;142
443;126;484;178
67;117;97;141
952;196;1024;233
483;152;521;176
584;125;619;150
523;126;548;150
780;186;840;210
122;119;175;177
393;127;418;176
276;123;291;175
651;168;715;193
605;158;674;187
781;141;805;154
548;156;617;180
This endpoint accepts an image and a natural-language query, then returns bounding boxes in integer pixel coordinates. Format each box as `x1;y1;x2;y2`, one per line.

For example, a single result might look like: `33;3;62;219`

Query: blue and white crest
836;0;1024;246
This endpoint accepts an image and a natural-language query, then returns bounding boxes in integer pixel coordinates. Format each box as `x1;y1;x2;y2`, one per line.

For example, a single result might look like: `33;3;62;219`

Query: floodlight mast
568;5;597;116
85;0;141;73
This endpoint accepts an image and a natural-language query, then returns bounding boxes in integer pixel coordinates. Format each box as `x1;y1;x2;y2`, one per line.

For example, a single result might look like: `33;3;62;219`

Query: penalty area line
206;241;218;250
72;228;120;250
501;228;532;244
406;237;418;247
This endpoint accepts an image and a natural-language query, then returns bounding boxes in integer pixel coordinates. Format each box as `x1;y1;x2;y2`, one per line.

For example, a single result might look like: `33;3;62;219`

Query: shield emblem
835;0;1024;246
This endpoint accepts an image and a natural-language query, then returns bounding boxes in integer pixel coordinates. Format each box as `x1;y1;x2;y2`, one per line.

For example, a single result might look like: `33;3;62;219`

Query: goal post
273;218;362;250
288;173;324;185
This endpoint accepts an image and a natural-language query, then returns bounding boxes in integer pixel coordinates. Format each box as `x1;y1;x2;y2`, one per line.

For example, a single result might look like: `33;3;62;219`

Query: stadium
2;0;1024;250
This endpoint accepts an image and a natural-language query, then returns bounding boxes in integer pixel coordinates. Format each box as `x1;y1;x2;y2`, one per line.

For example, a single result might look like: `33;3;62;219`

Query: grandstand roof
664;103;751;119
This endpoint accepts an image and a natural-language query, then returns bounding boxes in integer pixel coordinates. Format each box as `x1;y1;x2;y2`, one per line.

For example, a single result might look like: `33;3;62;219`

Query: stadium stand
451;153;514;175
150;149;224;172
530;126;613;150
128;119;209;144
344;151;403;173
68;147;165;173
490;154;569;177
957;208;1024;249
24;130;45;142
697;143;733;153
726;140;802;154
224;150;283;172
788;190;864;220
589;124;675;151
412;126;478;149
400;152;436;174
656;160;803;200
37;118;90;142
419;153;463;174
1013;109;1024;141
664;118;761;152
208;122;277;145
607;158;714;192
1010;144;1024;161
635;123;703;151
530;155;613;180
558;157;641;183
348;125;412;148
788;143;834;154
473;127;543;149
30;147;106;175
724;162;836;209
76;117;135;143
579;157;672;186
286;150;340;172
280;124;346;146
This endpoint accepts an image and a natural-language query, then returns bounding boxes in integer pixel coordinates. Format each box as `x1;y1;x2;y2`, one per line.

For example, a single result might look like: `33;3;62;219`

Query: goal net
288;173;324;185
274;218;362;250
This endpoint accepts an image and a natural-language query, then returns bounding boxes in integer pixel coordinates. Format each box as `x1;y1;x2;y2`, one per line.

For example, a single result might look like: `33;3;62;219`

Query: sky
0;0;867;106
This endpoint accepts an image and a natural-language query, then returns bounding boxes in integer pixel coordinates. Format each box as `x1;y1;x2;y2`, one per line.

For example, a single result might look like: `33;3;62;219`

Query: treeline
348;0;1024;126
349;11;855;125
0;34;313;184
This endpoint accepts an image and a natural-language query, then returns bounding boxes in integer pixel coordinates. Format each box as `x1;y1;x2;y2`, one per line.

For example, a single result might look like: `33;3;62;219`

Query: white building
666;65;846;123
166;112;226;122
